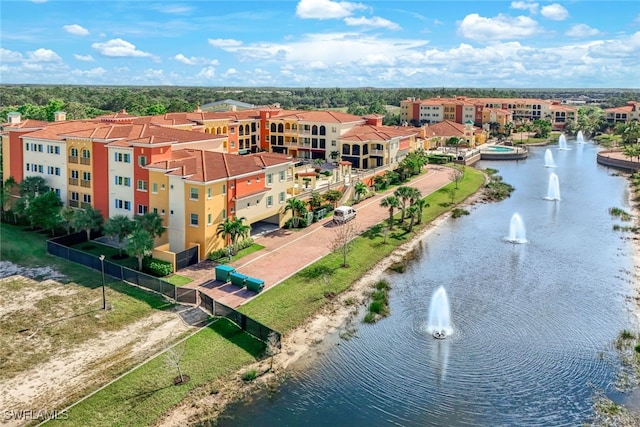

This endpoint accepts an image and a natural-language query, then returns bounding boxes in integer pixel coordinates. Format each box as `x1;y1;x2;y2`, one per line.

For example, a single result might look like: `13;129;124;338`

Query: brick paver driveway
184;166;454;307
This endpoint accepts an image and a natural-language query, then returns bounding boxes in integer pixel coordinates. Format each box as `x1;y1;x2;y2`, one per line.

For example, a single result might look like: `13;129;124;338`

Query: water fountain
428;286;452;339
558;134;570;150
505;213;527;244
544;149;556;168
576;131;585;144
544;173;561;201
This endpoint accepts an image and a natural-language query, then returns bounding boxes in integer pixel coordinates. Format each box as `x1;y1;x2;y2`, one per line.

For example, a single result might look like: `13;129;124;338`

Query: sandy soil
155;188;489;427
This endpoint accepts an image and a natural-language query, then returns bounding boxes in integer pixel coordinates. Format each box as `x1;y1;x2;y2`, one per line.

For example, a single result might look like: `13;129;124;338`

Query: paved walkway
179;166;454;308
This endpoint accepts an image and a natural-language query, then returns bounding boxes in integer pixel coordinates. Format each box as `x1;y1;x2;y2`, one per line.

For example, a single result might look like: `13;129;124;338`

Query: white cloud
0;48;24;62
566;24;600;38
296;0;366;20
27;48;62;62
540;4;569;21
63;24;89;36
71;67;107;77
344;16;401;30
458;13;541;41
208;38;243;48
153;4;193;14
74;54;94;62
173;54;218;66
197;66;216;79
510;1;538;14
92;38;153;58
222;68;238;78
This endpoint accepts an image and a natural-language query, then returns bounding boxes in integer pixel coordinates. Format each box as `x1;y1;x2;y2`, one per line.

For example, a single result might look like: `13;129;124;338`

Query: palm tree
324;189;343;208
104;215;134;256
405;204;420;232
60;206;76;235
216;218;235;248
72;206;103;241
393;186;413;223
216;217;251;254
126;227;154;270
414;198;430;225
380;195;400;230
285;198;307;228
134;211;165;239
354;182;368;202
504;121;515;137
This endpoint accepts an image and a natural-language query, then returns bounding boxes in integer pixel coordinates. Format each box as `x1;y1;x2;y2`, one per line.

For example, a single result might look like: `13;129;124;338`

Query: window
26;144;30;151
153;208;158;214
207;187;212;199
71;170;79;179
279;191;285;203
161;184;165;190
38;144;43;152
190;187;199;200
26;164;30;171
230;182;235;189
54;167;60;176
161;209;165;216
82;149;90;159
222;210;226;219
222;184;226;194
190;213;198;226
152;183;158;193
267;195;273;207
256;177;260;183
124;201;131;210
82;171;91;181
54;146;60;154
38;165;43;173
70;148;78;157
83;194;91;203
267;174;273;185
279;171;285;181
138;156;147;166
137;180;147;191
207;213;212;225
247;179;251;185
114;152;131;163
71;192;79;201
138;205;148;215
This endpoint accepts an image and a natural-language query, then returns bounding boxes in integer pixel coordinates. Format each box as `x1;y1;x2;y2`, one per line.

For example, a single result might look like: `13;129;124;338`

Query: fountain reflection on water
505;213;527;244
427;286;452;339
544;173;561;201
544;149;556;168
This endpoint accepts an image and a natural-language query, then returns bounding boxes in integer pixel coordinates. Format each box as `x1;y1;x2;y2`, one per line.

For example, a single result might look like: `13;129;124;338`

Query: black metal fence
47;233;278;345
176;245;199;270
199;292;280;346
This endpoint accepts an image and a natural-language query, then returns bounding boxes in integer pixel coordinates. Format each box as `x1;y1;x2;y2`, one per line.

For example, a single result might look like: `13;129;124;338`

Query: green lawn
45;319;265;427
240;166;485;332
163;274;194;287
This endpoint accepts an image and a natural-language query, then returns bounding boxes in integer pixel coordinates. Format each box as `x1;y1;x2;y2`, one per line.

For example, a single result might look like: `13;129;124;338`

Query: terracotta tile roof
146;149;289;183
340;124;419;142
271;110;365;123
247;152;293;167
1;119;49;130
428;120;468;137
18;121;105;140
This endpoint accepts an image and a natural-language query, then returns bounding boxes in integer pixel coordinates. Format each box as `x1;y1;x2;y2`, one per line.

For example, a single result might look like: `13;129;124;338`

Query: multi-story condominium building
604;101;640;124
146;150;293;259
400;96;577;131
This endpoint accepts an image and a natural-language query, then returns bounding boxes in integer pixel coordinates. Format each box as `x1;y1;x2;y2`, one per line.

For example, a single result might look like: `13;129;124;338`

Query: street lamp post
99;254;106;310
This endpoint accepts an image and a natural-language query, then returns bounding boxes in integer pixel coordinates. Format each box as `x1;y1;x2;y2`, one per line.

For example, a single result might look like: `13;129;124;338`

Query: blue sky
1;0;639;88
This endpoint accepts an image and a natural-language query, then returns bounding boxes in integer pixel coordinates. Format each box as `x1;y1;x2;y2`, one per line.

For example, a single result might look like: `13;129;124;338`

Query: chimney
54;111;67;122
7;112;21;124
194;105;202;113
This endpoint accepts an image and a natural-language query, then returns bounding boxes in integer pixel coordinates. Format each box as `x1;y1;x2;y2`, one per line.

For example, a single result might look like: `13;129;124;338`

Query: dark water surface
219;142;637;427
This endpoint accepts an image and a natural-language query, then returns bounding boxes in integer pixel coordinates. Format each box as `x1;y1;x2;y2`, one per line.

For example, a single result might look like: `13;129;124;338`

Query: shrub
208;248;227;261
241;369;257;381
363;313;376;323
452;208;470;218
142;258;173;277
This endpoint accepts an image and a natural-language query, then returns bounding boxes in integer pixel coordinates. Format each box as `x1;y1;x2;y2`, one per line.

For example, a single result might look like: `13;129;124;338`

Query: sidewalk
179;166;453;308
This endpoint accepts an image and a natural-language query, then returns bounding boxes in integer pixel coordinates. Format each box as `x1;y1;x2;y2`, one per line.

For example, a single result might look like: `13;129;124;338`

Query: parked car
333;206;356;223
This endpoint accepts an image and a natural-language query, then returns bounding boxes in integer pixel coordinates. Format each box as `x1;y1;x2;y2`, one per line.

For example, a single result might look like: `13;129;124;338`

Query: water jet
428;286;452;339
505;213;527;244
544;149;556;168
544;173;561;201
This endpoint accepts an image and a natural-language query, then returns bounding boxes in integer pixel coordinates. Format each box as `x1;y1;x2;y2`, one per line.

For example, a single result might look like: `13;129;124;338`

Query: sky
1;0;640;88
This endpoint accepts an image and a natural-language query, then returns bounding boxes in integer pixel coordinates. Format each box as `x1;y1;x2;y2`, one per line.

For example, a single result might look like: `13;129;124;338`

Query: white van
333;206;356;223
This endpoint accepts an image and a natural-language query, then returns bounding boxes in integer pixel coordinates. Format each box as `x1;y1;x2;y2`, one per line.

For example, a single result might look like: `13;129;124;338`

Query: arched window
285;123;291;130
292;123;297;131
312;125;318;135
271;123;277;132
81;149;90;158
239;126;244;136
70;148;78;157
319;125;326;135
278;123;284;133
245;124;250;134
352;145;360;156
362;145;368;155
204;128;210;133
342;144;350;155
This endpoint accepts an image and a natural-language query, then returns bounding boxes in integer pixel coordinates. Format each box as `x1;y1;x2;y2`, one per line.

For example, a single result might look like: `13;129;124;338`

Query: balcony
69;200;80;208
68;156;78;163
80;157;91;165
81;202;92;209
369;149;385;156
80;180;91;188
68;178;78;186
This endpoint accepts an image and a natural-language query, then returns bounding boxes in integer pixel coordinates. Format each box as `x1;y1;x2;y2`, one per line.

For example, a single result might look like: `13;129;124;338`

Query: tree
504;121;515;136
393;186;413;223
405;204;420;232
373;174;387;191
308;192;323;211
29;191;63;234
165;341;188;385
73;206;104;241
284;198;307;228
104;215;134;256
126;227;154;270
265;332;280;372
449;167;464;189
134;211;165;239
380;195;400;230
354;182;368;202
331;219;358;268
60;207;76;235
216;216;251;254
324;189;343;208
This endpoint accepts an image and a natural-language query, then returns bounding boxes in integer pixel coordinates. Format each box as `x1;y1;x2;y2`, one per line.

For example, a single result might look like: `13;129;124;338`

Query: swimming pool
483;145;515;152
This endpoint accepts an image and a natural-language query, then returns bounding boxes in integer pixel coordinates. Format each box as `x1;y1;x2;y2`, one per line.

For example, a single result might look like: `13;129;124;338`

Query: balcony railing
80;180;91;188
68;178;78;186
69;200;79;208
81;202;92;209
80;157;91;165
369;149;385;156
68;156;78;163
